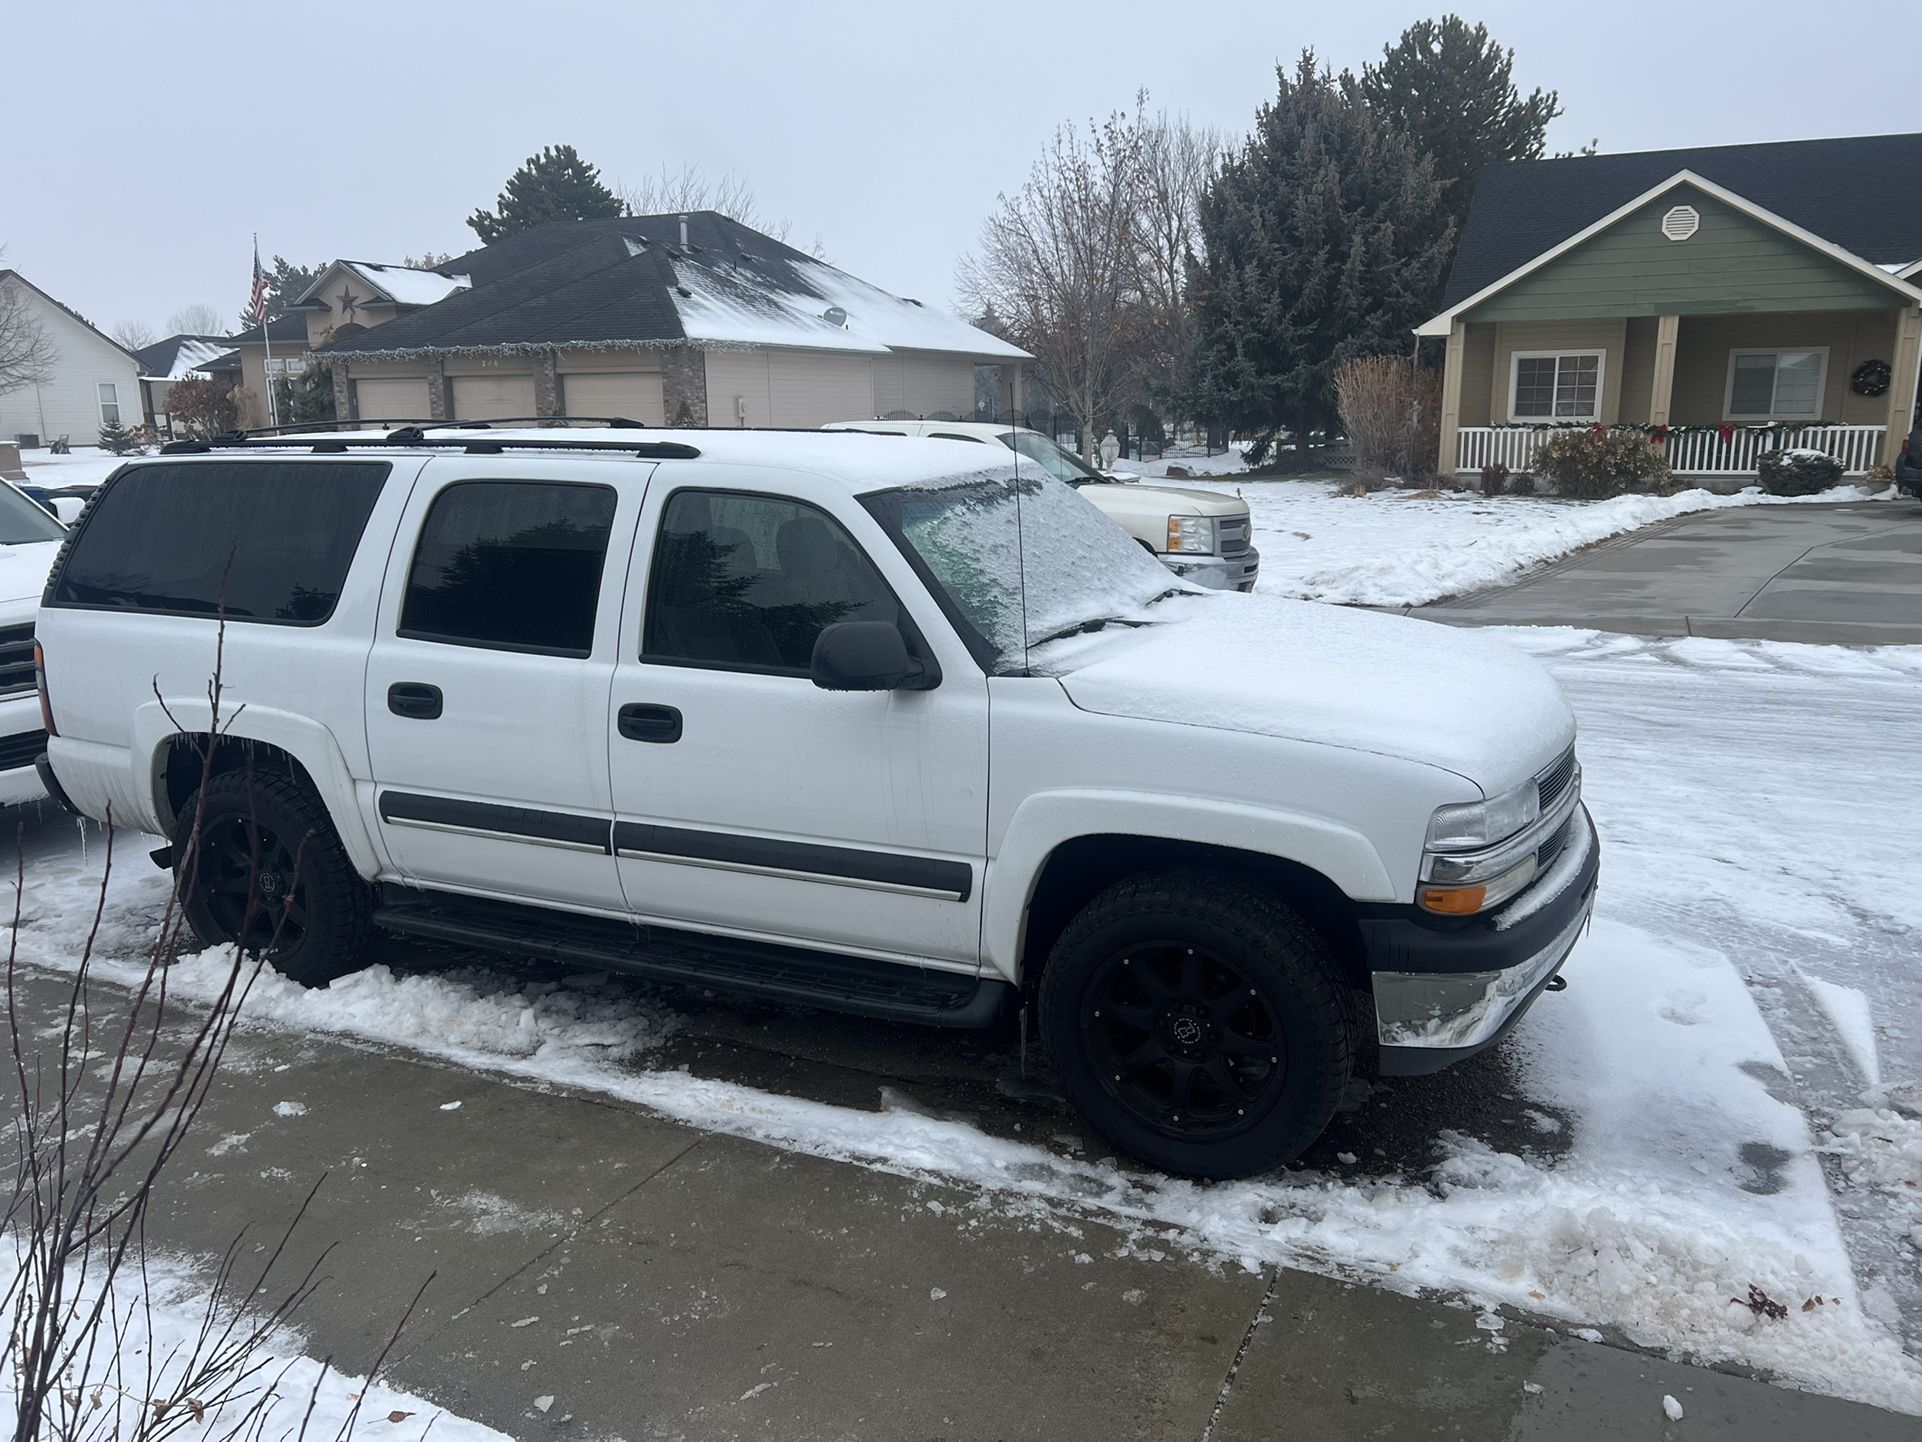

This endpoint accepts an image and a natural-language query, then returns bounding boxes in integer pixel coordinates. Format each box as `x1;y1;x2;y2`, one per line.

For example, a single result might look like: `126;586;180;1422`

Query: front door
364;457;648;913
606;471;988;967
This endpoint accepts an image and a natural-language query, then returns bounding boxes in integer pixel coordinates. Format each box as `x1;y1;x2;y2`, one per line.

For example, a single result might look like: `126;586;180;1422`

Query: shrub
166;375;239;438
1754;447;1843;496
1333;355;1443;480
1506;471;1536;496
1479;461;1509;496
1532;429;1673;498
1865;462;1895;483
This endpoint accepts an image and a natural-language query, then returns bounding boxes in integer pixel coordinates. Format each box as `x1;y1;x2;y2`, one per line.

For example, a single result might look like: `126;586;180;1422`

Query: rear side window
48;461;389;624
399;481;618;656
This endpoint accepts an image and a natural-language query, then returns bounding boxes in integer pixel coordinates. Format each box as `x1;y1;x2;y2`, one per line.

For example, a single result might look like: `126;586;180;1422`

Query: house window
1509;352;1603;421
264;355;312;378
97;383;121;426
1726;349;1826;421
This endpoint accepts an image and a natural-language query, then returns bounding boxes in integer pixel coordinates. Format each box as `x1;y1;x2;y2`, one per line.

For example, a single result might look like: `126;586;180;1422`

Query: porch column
534;350;561;418
1648;314;1680;427
332;364;355;422
1883;305;1922;465
1436;322;1465;474
423;356;449;423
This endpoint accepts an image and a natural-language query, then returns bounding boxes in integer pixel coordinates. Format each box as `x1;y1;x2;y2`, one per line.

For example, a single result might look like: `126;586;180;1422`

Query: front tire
1039;867;1356;1179
173;768;374;988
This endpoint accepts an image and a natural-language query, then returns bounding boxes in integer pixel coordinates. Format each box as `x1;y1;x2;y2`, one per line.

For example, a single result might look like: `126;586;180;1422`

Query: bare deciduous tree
1132;113;1219;420
0;269;57;401
958;101;1151;458
166;303;224;338
109;319;158;352
618;163;801;245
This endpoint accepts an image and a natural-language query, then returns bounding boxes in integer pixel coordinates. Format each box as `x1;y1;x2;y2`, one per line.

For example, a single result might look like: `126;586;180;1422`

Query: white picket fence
1456;424;1887;478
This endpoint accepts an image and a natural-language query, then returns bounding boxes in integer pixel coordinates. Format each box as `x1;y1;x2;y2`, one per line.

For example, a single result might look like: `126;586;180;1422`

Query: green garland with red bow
1487;419;1843;447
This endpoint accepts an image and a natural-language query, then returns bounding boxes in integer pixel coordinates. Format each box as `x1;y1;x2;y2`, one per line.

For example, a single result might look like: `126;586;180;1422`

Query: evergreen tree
1345;17;1561;243
467;144;626;244
1184;52;1453;452
274;363;337;427
97;415;144;455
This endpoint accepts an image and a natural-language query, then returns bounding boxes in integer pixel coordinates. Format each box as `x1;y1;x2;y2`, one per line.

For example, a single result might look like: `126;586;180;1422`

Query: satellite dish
822;306;848;328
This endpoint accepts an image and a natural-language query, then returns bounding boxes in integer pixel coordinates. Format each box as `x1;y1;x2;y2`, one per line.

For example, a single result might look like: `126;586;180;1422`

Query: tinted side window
400;481;618;656
49;461;389;624
643;490;899;673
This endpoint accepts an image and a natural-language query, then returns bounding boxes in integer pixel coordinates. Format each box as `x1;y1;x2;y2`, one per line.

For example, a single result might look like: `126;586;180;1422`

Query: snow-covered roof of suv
229;426;1017;494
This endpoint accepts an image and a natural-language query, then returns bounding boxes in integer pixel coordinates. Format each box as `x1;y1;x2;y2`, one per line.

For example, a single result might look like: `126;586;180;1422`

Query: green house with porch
1420;134;1922;480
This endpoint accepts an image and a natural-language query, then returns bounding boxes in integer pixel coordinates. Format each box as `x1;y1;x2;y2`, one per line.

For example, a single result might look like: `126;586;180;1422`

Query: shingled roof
1440;133;1922;309
318;211;1027;361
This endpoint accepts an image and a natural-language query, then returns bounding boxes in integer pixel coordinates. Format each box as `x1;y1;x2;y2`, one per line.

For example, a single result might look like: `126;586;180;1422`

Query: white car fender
982;789;1399;984
131;699;384;879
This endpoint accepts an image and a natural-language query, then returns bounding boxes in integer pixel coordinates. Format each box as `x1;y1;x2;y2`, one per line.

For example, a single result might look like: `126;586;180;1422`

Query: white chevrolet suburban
822;420;1259;591
0;480;70;805
36;426;1595;1178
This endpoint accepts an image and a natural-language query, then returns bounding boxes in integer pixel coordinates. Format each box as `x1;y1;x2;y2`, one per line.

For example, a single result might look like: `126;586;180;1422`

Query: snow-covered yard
6;626;1921;1414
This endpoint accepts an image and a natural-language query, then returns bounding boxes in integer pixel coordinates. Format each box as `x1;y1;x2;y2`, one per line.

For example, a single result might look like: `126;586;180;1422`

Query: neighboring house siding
1463;186;1901;324
767;352;874;427
1616;316;1661;426
873;353;975;419
0;284;139;446
1457;324;1497;428
1669;308;1898;424
705;349;774;427
1486;319;1628;424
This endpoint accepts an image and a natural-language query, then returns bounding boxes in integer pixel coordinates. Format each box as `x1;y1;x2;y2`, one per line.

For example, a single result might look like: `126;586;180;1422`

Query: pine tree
97;415;143;455
235;258;324;331
274;363;337;427
1345;17;1561;244
1184;52;1453;453
467;144;626;244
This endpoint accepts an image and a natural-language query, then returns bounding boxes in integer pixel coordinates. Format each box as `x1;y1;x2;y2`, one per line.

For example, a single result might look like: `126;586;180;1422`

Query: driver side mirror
810;621;938;692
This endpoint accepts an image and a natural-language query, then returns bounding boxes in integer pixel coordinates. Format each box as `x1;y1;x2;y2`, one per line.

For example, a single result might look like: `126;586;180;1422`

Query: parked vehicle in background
1896;423;1922;502
0;480;69;804
37;425;1593;1178
823;419;1260;591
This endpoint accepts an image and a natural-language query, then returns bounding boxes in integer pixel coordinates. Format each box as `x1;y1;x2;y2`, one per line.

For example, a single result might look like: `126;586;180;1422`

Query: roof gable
0;269;138;362
1442;133;1922;309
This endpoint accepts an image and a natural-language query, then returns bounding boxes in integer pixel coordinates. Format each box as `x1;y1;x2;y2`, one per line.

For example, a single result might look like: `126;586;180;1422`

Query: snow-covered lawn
1186;478;1893;607
7;628;1921;1412
17;446;127;489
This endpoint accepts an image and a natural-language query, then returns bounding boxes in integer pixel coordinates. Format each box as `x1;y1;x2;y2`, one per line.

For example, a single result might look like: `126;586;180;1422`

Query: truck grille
1535;810;1574;871
1217;517;1251;557
0;625;33;700
1536;746;1576;814
0;729;46;773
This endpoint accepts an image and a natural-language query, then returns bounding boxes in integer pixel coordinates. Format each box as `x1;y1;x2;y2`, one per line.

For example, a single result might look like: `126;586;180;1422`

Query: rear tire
1039;867;1356;1179
173;767;374;988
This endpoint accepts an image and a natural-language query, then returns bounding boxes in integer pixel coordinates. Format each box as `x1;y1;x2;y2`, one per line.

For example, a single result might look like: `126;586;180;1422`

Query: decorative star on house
335;288;360;321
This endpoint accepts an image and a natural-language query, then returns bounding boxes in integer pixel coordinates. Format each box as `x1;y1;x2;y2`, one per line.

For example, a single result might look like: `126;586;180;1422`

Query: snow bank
0;1249;508;1440
1188;480;1891;608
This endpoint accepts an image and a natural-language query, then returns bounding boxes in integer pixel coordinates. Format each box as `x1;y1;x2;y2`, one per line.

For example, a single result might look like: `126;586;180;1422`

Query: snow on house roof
341;261;471;306
133;334;232;381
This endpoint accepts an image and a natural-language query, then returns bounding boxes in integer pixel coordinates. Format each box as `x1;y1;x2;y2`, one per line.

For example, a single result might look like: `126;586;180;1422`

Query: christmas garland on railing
1482;419;1851;447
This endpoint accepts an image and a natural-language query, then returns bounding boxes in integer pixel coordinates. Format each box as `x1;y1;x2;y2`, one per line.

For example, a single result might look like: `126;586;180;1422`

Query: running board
372;892;1009;1028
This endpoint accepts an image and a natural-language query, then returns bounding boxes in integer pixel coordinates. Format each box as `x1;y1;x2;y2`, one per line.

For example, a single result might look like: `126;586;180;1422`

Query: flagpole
256;234;279;428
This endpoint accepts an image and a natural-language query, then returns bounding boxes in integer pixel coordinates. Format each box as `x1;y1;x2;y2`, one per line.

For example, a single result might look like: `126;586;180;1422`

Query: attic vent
1661;205;1700;242
822;306;848;328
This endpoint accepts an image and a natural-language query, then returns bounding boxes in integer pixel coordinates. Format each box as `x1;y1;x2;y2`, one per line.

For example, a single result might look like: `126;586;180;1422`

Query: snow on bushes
1758;447;1845;496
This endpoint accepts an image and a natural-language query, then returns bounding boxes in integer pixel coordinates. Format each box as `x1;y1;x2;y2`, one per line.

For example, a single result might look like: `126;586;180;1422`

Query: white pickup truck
823;420;1259;592
36;426;1594;1178
0;481;70;805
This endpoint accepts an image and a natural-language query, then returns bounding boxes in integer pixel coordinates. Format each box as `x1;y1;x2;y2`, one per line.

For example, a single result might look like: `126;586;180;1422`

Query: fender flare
982;790;1397;984
133;700;384;880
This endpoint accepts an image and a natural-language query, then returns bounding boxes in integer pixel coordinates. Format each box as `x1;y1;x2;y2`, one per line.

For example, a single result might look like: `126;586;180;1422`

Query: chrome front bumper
1164;545;1260;591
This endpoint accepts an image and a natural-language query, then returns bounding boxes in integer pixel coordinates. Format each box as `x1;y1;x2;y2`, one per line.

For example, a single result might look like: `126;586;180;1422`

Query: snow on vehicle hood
1036;593;1574;793
1084;481;1246;517
0;541;61;609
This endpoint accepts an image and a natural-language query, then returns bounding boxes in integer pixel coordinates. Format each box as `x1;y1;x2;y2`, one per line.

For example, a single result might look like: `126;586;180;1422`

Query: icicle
76;816;88;868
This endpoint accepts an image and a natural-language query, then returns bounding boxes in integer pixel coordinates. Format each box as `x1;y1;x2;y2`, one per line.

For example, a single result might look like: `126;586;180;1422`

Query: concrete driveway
1410;501;1922;645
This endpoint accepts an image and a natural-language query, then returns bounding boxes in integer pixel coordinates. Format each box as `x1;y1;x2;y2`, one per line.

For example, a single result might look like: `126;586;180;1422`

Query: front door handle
387;682;443;720
618;702;682;744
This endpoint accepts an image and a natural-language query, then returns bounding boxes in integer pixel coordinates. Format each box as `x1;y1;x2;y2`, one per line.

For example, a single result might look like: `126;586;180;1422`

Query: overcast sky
6;1;1918;340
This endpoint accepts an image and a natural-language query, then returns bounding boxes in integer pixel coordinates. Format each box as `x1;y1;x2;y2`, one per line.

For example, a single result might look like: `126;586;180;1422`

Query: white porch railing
1455;424;1887;478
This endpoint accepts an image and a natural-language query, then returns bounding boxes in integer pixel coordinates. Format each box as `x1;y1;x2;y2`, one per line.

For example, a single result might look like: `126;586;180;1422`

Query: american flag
250;240;270;325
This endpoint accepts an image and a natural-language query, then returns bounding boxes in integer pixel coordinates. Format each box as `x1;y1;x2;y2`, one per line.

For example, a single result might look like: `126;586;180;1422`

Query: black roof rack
158;423;699;461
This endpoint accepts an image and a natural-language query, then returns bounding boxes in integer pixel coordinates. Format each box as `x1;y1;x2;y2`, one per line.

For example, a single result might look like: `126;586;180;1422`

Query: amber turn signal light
1418;885;1487;916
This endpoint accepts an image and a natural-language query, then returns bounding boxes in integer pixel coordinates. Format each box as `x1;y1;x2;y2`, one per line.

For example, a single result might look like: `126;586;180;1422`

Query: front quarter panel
983;677;1473;982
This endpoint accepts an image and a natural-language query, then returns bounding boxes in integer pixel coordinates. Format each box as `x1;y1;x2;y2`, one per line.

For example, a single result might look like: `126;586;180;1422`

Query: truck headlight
1425;779;1539;852
1166;515;1216;554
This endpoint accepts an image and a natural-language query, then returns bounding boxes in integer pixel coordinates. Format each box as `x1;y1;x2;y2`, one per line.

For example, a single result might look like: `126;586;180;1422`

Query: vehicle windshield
865;466;1181;671
998;431;1106;486
0;484;67;544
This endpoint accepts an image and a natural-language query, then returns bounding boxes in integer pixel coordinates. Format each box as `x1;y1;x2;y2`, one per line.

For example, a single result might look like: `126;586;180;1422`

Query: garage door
354;377;430;422
561;371;665;426
449;373;537;421
767;353;874;428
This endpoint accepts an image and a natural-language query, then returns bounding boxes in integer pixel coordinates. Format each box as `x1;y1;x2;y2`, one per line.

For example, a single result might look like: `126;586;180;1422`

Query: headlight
1166;515;1216;554
1418;855;1538;915
1425;779;1539;852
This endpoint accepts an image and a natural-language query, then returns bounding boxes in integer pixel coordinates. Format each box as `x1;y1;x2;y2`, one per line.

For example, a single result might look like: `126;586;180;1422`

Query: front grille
1535;810;1574;871
1217;518;1251;557
1537;746;1576;814
0;624;33;700
0;729;46;772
